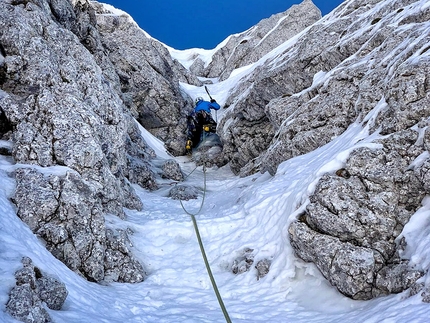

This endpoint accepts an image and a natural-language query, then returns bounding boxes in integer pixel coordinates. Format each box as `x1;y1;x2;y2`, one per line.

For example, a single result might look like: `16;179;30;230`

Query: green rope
179;166;232;323
183;165;198;180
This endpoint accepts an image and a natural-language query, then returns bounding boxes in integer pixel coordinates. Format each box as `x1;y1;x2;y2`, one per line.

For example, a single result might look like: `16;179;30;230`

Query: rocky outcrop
259;24;430;175
284;0;430;300
161;159;184;181
104;228;146;283
212;0;430;299
6;257;68;323
0;0;150;283
219;0;430;177
191;0;321;81
92;2;198;156
290;129;428;299
13;168;146;283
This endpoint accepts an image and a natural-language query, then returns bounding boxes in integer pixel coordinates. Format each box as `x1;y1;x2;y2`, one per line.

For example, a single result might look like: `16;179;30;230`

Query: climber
186;97;220;154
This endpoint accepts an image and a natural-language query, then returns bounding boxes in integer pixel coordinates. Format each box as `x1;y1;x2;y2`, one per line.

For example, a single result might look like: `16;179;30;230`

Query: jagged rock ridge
189;0;322;81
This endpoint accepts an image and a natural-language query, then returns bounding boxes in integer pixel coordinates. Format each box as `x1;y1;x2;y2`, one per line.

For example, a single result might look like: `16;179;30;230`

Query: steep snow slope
1;109;430;322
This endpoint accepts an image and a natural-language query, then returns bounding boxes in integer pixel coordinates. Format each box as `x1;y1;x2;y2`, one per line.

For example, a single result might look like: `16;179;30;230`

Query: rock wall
0;0;152;283
92;2;199;155
214;0;429;299
204;0;430;299
218;0;430;177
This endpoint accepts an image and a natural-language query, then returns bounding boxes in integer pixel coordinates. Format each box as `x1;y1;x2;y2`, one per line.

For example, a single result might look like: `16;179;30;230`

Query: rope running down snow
179;165;232;323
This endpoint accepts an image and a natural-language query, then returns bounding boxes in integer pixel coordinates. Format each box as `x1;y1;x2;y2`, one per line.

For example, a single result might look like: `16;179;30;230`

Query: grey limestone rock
125;156;158;191
92;2;196;156
374;263;424;297
37;276;68;311
162;159;185;181
169;184;199;201
7;284;51;323
218;0;430;177
289;221;385;300
189;57;205;77
255;259;271;280
0;0;155;285
289;129;428;299
0;0;149;213
104;228;146;283
6;257;67;323
202;0;322;81
13;167;145;284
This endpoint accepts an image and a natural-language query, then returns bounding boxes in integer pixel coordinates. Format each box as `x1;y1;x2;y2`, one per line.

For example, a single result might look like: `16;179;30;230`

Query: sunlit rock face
191;0;322;81
218;0;429;178
214;0;430;299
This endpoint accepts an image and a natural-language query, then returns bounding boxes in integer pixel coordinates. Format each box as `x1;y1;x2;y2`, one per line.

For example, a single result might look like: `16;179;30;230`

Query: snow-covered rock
290;130;427;299
161;159;185;181
267;0;428;299
219;0;430;177
193;0;321;81
168;184;199;200
13;168;146;283
214;0;430;299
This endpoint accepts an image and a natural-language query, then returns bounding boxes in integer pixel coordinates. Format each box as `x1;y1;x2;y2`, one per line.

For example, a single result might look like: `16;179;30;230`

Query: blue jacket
194;100;220;114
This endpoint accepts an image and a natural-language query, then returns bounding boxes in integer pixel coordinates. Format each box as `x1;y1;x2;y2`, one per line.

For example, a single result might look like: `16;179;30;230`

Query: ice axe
205;86;218;122
205;85;213;101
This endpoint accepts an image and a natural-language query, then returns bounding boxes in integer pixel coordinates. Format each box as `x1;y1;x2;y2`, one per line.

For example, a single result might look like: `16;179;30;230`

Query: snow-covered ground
1;0;430;321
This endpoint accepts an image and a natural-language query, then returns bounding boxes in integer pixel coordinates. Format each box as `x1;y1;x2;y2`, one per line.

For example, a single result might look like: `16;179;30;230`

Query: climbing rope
183;164;199;180
179;165;232;323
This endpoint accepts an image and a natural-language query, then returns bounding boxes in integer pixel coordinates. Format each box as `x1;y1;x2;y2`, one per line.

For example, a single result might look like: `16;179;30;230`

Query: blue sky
101;0;344;50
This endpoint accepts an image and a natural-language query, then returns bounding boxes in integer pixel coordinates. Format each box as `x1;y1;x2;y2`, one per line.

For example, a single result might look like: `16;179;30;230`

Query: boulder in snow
169;184;199;201
6;257;68;323
162;159;185;182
